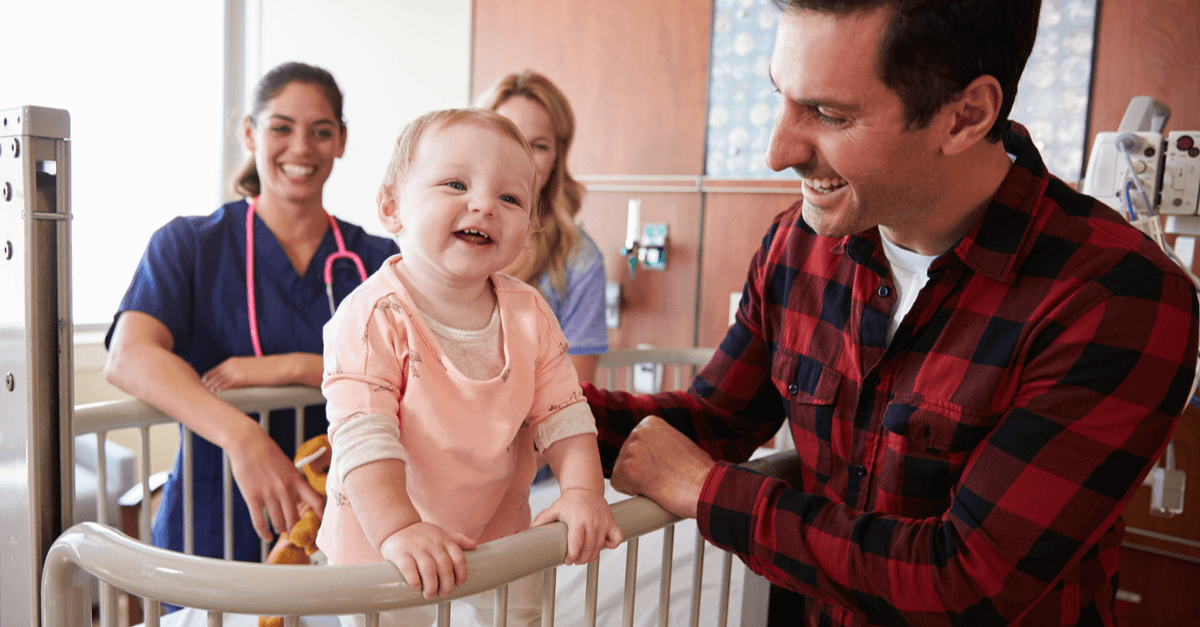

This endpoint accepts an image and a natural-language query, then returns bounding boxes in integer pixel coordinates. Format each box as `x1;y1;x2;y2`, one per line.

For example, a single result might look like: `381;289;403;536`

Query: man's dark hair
773;0;1041;142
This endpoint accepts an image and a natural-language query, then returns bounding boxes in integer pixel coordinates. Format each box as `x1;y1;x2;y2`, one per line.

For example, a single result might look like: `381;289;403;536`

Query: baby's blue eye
447;181;466;190
500;194;519;204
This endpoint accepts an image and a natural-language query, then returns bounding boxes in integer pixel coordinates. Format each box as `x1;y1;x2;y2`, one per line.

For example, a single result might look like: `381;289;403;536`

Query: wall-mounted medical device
1081;96;1198;519
1082;96;1200;221
620;198;668;278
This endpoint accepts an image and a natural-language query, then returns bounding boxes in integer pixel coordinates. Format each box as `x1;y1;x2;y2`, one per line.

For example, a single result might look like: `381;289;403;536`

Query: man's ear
378;184;402;234
242;115;256;152
941;75;1002;156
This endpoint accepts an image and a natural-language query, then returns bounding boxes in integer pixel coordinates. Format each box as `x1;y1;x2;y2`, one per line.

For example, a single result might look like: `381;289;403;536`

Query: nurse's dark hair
230;62;346;198
771;0;1040;142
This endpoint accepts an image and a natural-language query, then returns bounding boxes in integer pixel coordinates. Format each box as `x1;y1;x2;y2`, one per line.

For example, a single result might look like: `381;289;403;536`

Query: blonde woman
476;71;608;384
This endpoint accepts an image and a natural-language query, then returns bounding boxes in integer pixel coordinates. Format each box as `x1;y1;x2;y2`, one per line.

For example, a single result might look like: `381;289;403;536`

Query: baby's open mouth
456;229;492;245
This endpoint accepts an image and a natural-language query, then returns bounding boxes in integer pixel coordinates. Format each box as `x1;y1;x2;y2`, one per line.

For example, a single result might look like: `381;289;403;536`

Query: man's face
766;7;949;250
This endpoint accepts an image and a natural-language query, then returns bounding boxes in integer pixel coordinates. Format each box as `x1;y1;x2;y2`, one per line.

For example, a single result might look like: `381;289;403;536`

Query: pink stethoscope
245;196;368;357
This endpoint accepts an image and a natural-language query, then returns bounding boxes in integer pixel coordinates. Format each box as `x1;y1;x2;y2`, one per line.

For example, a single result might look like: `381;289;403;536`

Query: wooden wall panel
471;0;713;176
1087;0;1200;157
576;191;703;350
1116;546;1200;626
1120;403;1200;561
696;190;803;348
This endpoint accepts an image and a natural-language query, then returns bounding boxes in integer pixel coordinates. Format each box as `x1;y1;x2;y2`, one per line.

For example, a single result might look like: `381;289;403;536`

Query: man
584;1;1200;626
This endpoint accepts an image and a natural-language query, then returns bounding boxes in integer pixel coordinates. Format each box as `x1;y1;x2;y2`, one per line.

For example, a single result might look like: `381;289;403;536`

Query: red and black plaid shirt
584;123;1199;626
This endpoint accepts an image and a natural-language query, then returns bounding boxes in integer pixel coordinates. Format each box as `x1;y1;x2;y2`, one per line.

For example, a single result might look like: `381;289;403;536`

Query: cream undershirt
879;235;937;345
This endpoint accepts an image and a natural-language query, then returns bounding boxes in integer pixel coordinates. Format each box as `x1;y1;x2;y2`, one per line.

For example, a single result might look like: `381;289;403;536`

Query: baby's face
384;121;536;287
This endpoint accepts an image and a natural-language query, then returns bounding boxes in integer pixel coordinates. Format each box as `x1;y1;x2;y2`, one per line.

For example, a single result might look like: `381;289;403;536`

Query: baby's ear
377;185;402;234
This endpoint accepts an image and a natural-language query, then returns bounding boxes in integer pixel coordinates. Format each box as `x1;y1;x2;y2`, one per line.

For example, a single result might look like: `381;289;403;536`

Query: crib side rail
44;450;800;625
72;386;325;434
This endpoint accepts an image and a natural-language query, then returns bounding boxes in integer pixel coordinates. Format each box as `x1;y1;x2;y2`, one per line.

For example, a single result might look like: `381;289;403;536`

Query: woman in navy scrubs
104;62;398;562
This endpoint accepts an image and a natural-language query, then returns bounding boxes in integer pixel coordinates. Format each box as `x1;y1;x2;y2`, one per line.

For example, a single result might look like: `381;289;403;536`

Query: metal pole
0;104;72;627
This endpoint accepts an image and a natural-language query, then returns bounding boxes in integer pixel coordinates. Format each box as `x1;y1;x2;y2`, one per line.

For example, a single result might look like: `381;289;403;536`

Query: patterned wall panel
1011;1;1098;183
705;0;1097;183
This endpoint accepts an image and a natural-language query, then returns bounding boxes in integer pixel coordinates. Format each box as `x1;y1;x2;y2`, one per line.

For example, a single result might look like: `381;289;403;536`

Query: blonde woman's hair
379;108;540;230
475;71;584;294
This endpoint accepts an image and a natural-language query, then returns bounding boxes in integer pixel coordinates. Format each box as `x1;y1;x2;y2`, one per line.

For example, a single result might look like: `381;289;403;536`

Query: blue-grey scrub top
105;199;398;562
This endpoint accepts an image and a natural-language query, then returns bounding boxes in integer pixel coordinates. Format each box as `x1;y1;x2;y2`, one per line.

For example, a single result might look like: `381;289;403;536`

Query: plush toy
259;434;331;627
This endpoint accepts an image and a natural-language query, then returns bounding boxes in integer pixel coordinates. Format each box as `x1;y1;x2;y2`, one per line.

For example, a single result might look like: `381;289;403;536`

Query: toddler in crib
317;108;622;627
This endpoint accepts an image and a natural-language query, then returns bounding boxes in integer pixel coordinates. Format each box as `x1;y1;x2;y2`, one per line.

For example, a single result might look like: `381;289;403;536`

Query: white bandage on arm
531;402;598;453
329;413;408;483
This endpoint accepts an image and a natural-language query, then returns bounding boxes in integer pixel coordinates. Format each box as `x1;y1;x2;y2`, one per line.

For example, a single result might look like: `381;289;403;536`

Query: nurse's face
244;81;347;208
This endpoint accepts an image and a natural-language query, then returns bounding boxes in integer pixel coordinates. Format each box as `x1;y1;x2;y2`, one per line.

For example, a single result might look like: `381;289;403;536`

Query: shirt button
865;373;881;388
787;384;799;396
850;465;867;477
877;285;891;298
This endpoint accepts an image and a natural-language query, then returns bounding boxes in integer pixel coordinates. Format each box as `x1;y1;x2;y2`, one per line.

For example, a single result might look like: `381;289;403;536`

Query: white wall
6;1;474;471
5;2;227;325
255;0;474;238
5;1;472;327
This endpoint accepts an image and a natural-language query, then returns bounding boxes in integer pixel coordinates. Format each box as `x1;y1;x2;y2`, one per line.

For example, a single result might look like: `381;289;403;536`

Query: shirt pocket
771;352;842;480
878;393;998;517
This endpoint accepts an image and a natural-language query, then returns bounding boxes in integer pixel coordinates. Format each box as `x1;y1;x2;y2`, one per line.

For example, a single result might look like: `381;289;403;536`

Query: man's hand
610;416;716;519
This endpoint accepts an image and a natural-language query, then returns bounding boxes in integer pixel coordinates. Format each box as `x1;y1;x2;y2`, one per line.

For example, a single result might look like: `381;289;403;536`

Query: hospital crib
46;347;796;627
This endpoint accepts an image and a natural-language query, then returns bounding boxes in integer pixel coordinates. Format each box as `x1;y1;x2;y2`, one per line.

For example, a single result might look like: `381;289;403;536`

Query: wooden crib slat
622;537;639;627
139;426;153;544
541;568;556;627
293;404;304;457
365;613;380;627
96;432;109;526
585;560;599;627
146;600;161;627
223;450;234;561
689;530;706;627
183;428;195;555
717;550;734;627
208;610;224;627
658;524;675;627
436;602;452;627
98;582;118;627
494;584;509;627
282;616;298;627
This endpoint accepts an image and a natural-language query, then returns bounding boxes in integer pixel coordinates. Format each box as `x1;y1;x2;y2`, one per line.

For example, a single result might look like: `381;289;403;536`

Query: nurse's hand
226;421;326;540
202;353;324;391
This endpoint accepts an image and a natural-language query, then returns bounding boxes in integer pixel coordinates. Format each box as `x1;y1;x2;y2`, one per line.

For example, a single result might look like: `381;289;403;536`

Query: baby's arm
342;459;477;598
533;433;623;564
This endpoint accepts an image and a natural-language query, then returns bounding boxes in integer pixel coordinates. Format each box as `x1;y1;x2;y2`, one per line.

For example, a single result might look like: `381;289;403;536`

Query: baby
317;108;622;627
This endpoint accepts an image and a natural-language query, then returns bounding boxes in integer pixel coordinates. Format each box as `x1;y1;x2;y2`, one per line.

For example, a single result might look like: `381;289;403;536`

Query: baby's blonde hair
380;108;541;229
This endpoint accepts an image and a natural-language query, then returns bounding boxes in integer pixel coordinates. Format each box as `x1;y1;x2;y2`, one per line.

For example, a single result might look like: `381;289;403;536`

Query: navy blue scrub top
106;199;398;562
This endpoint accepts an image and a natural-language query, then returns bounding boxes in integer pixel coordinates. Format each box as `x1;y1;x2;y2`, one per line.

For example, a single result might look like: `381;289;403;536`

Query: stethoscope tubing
245;196;368;357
